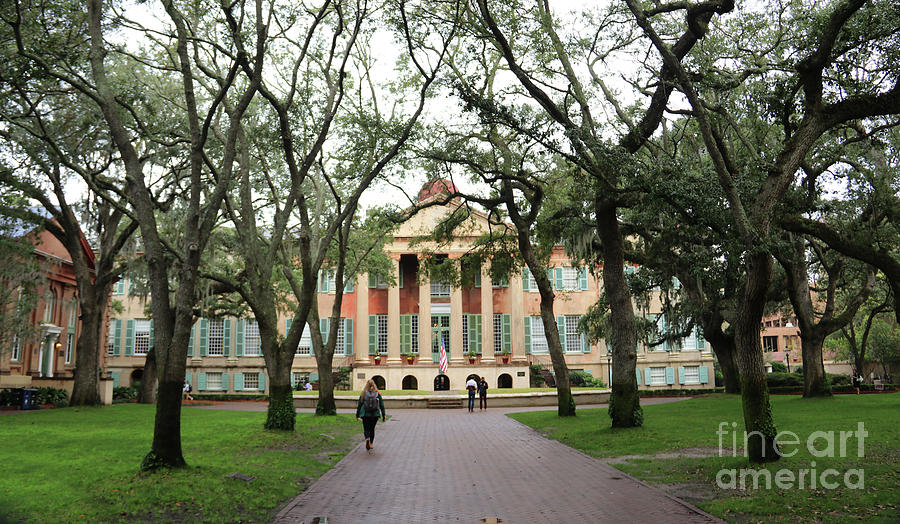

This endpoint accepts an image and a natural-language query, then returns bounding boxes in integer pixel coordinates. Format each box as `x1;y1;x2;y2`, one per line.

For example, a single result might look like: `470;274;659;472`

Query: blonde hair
360;379;379;398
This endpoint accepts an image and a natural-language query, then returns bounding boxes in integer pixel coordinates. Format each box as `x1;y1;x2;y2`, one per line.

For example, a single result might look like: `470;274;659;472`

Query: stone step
426;397;463;409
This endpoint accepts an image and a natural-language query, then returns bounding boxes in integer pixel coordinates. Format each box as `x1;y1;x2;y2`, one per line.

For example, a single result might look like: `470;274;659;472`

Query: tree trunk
141;378;186;470
70;298;102;406
596;198;641;427
734;254;779;463
265;339;298;430
139;346;158;404
710;337;740;394
800;332;830;397
315;350;337;416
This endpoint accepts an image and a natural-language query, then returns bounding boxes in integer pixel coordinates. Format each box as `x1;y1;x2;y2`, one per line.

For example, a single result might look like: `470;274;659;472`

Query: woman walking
356;379;386;453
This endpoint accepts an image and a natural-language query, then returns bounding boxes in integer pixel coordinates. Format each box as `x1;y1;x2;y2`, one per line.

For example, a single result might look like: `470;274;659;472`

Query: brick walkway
271;404;722;524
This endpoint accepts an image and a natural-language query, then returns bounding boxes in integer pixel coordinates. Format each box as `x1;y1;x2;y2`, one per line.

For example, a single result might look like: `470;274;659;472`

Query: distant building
105;182;717;394
0;222;94;390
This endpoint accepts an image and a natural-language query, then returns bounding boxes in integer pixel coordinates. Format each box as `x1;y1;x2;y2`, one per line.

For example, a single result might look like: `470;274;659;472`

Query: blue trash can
21;388;38;410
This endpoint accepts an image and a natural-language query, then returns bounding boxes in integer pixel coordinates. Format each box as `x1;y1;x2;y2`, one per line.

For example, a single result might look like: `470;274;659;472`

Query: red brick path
272;406;722;524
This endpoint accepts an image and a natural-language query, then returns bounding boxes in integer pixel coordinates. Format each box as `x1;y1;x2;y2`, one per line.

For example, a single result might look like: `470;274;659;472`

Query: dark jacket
356;392;386;419
478;380;488;396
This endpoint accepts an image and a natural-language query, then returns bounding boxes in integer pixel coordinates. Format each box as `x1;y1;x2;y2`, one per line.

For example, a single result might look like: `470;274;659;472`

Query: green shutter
235;319;244;357
500;275;509;288
234;373;244;391
113;319;122;356
556;316;566;351
318;270;327;292
223;319;232;356
400;314;411;354
524;317;532;354
522;268;531;291
344;318;353;356
320;318;329;344
678;366;686;385
475;314;483;354
368;315;377;355
644;367;652;385
148;320;154;349
369;273;377;288
398;267;403;289
555;267;564;290
546;268;554;289
582;332;590;353
694;327;704;351
635;367;642;385
502;314;511;353
221;372;229;391
259;372;266;391
578;268;588;290
699;366;709;384
111;371;120;388
185;372;192;386
344;278;354;293
188;324;195;357
200;319;209;356
665;367;675;385
198;372;207;391
125;319;134;356
474;271;481;288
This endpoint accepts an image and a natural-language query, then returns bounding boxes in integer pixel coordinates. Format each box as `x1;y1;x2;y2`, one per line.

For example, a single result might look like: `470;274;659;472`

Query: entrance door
40;338;53;377
431;315;450;363
433;374;450;391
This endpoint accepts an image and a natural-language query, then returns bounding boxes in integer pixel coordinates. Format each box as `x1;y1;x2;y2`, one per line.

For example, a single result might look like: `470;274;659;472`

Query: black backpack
364;390;379;412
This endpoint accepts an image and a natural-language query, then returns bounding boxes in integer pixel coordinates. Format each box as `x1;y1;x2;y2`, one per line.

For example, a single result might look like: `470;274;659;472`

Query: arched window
43;290;56;323
402;375;418;390
498;373;513;388
372;375;386;391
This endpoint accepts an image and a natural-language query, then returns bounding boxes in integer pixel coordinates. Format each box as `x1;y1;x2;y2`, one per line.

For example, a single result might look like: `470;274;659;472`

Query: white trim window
561;267;579;291
376;314;388;354
207;372;224;390
43;291;55;323
292;372;310;386
530;317;549;354
334;320;346;356
243;372;260;390
208;319;224;356
564;316;582;353
11;334;21;361
106;322;116;355
134;319;151;356
430;282;450;297
650;367;666;386
296;325;311;356
684;366;700;385
244;320;261;356
526;271;538;291
462;315;469;353
493;314;503;353
411;314;419;354
65;333;74;364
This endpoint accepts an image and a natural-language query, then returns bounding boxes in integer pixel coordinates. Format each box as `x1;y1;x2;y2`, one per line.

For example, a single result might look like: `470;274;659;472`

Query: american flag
438;336;448;373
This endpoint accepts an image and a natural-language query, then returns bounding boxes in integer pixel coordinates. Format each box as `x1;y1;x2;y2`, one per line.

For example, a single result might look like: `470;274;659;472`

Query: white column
387;256;401;363
510;269;524;360
356;273;368;359
450;257;464;363
418;258;431;362
480;264;494;362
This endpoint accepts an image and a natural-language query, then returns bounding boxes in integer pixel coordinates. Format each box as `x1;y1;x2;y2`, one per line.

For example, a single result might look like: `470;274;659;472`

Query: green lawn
293;387;603;396
0;405;360;523
510;393;900;523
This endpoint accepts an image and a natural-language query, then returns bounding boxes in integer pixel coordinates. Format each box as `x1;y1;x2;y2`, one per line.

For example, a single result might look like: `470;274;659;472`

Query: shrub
530;364;545;387
769;361;787;373
569;370;606;388
35;387;69;407
113;386;139;402
0;389;18;406
828;373;851;386
765;372;803;388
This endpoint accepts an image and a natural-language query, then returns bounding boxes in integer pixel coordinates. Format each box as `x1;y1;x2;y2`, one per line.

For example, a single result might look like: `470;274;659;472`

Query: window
530;317;548;353
334;320;346;356
650;367;666;386
525;270;538;291
321;270;355;293
292;372;310;386
683;366;700;385
565;316;582;353
296;325;311;356
762;336;778;352
107;322;116;355
493;314;503;353
113;279;125;295
431;282;451;297
462;315;469;353
208;319;224;356
68;303;77;331
244;320;261;356
376;314;388;354
43;292;55;323
491;275;509;288
65;334;74;364
11;334;21;362
206;372;224;390
561;267;579;291
411;314;419;354
134;320;150;355
243;372;260;390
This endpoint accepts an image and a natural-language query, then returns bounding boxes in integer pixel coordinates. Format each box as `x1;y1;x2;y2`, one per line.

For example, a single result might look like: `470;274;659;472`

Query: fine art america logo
715;422;867;490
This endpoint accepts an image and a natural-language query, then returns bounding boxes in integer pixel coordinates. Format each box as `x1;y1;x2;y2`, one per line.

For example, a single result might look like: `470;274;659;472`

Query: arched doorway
433;374;450;391
372;375;386;390
498;373;513;388
131;369;144;389
402;375;418;390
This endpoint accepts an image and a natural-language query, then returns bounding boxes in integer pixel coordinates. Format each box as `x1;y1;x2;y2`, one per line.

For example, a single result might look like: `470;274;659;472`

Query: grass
0;404;360;523
510;393;900;523
292;387;603;396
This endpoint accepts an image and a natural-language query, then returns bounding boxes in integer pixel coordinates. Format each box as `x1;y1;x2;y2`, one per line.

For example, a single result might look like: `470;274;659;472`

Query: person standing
478;376;488;411
466;376;477;413
182;381;193;401
356;379;386;453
